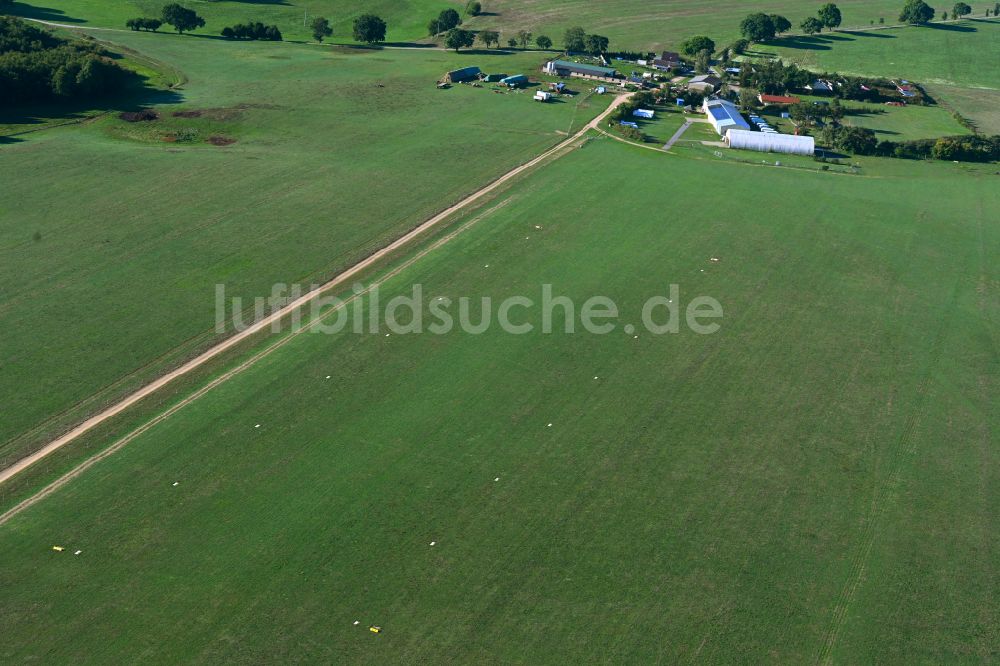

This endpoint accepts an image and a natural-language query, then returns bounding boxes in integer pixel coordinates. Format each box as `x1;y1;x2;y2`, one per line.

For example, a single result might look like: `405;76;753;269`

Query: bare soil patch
119;109;158;122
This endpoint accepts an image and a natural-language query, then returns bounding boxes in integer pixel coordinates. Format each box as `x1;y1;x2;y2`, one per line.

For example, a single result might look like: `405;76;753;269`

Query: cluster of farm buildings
540;55;821;155
441;53;920;158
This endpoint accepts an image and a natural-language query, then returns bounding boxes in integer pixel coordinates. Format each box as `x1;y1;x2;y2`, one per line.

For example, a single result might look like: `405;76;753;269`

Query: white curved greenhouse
725;129;815;156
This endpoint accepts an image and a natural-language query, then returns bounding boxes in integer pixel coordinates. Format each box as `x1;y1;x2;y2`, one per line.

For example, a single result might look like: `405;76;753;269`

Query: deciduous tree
478;29;499;48
429;8;461;35
801;16;824;33
680;35;715;56
445;27;474;51
740;13;776;42
770;14;792;34
584;33;609;54
353;14;387;44
564;26;586;52
160;4;205;34
818;3;843;30
311;17;332;42
899;0;935;23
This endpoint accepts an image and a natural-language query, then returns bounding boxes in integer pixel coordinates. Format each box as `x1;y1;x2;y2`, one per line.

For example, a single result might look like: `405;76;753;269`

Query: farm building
633;109;655;119
687;75;723;93
543;60;618;80
725;129;815;155
500;74;529;88
445;66;482;83
758;94;801;105
652;51;682;70
703;98;750;135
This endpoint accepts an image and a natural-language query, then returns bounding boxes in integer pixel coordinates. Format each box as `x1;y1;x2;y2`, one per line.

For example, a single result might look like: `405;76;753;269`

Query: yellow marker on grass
369;626;381;634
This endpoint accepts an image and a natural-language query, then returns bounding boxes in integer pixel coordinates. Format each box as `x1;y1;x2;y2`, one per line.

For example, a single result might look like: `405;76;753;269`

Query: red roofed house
758;93;801;105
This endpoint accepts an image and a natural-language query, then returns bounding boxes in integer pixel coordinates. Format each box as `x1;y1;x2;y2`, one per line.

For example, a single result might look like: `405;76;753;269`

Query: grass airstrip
0;33;610;463
1;131;997;661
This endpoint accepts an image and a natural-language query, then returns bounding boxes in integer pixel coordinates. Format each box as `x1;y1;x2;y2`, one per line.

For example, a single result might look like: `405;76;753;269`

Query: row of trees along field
0;16;134;105
122;4;389;44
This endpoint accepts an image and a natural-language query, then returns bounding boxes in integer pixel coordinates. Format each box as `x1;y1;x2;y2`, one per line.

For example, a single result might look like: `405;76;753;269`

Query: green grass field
754;95;969;142
0;32;611;463
1;136;996;662
475;0;909;50
4;0;459;43
768;19;1000;133
8;0;916;49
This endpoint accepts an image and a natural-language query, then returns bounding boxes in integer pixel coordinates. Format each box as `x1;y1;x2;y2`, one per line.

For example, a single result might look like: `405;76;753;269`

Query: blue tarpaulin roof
501;74;528;86
447;66;481;81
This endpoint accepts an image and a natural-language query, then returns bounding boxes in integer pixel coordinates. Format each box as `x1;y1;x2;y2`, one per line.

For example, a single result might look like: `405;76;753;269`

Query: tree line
0;17;133;105
821;125;1000;161
121;4;389;44
221;22;282;41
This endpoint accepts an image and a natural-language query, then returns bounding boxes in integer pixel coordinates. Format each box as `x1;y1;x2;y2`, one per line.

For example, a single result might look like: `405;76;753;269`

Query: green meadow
8;0;915;49
1;136;996;662
0;32;611;462
753;95;969;142
476;0;908;50
769;19;1000;132
4;0;456;43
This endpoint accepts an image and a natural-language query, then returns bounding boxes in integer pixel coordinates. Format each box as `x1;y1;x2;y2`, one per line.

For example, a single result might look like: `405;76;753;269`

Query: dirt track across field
0;94;631;523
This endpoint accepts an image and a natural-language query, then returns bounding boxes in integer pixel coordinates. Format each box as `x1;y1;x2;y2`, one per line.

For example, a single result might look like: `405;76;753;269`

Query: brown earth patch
119;109;159;122
172;110;202;118
207;135;237;146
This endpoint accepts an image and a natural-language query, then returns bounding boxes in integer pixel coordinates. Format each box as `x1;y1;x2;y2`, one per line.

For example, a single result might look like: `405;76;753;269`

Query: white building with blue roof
702;98;751;135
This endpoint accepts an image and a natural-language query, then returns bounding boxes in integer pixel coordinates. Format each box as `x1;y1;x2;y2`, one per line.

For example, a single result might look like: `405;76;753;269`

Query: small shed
533;91;552;102
633;109;655;119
